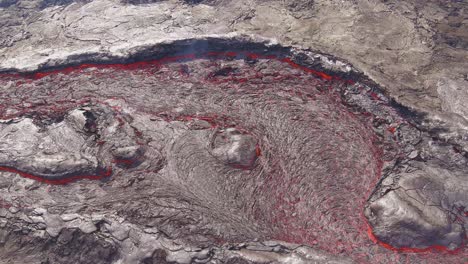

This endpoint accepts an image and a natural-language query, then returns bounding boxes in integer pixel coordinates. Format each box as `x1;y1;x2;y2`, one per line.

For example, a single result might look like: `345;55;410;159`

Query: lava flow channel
0;51;466;264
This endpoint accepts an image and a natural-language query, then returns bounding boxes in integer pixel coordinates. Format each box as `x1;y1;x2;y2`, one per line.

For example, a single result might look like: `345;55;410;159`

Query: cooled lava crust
0;44;466;264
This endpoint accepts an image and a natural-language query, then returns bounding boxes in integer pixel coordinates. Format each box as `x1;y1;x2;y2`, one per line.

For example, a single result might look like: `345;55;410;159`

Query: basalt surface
1;1;468;263
0;40;466;264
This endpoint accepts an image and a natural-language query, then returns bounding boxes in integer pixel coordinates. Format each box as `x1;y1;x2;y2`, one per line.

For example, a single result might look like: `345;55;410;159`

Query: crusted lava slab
0;42;466;264
0;104;145;183
366;161;467;251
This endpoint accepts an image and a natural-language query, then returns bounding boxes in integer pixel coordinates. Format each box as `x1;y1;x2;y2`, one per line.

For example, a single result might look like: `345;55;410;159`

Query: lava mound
0;45;466;264
0;104;145;183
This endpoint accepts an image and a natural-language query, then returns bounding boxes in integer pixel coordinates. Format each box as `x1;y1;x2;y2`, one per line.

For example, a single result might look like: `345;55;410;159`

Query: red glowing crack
366;225;464;254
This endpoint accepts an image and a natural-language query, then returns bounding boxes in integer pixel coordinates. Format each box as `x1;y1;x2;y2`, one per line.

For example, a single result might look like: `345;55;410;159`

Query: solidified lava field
0;43;466;264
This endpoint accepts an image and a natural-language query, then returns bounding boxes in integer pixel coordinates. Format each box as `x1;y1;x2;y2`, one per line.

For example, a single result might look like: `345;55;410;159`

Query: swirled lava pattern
0;51;466;264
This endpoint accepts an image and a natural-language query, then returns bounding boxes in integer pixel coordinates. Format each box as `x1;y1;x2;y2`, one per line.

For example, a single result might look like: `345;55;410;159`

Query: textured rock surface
0;105;131;181
366;162;467;250
0;0;467;123
0;46;466;263
0;1;467;264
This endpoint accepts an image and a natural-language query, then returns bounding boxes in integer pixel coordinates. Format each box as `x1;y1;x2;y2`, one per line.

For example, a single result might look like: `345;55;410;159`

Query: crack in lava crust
0;166;112;185
0;51;465;263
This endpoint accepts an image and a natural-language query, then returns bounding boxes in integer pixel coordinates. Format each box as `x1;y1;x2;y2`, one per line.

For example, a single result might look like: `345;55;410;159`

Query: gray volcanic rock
365;161;468;250
211;128;258;169
0;116;98;177
0;110;98;179
0;104;140;181
0;1;467;264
